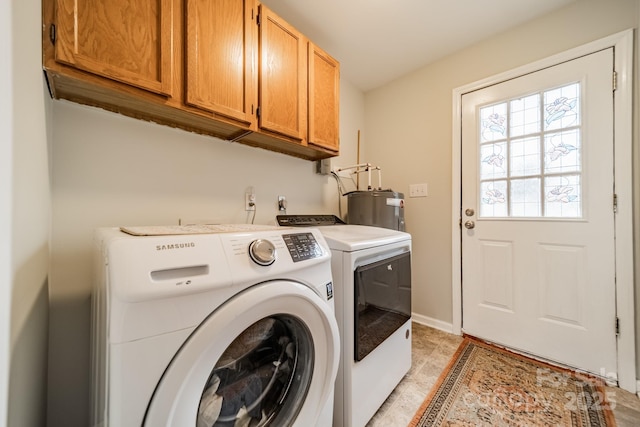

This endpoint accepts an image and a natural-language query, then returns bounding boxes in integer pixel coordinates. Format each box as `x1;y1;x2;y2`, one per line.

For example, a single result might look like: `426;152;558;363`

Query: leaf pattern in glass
480;181;508;217
480;142;507;180
480;103;507;143
545;175;581;217
544;83;579;130
545;130;580;174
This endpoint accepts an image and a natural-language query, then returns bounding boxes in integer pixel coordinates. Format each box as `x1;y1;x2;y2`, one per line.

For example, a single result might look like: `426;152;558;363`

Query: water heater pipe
333;163;382;191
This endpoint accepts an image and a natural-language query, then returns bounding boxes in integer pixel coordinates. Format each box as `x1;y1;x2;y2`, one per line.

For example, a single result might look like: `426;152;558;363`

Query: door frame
451;29;635;392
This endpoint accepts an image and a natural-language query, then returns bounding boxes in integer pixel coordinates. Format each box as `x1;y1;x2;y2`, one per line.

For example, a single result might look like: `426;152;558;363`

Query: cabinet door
54;0;174;96
186;0;256;126
258;5;307;141
308;43;340;152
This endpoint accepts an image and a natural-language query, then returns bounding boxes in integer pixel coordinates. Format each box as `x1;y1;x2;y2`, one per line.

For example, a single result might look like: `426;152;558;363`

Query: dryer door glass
354;252;411;361
197;315;314;427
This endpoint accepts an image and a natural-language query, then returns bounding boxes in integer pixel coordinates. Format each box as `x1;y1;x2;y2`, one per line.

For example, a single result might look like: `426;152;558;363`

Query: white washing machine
90;224;340;427
320;225;412;427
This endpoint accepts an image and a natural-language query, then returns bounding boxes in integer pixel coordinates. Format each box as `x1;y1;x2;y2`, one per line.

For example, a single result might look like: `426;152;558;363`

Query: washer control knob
249;239;276;266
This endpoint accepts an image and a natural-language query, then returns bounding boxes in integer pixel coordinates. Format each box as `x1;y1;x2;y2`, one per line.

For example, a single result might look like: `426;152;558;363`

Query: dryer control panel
282;233;324;262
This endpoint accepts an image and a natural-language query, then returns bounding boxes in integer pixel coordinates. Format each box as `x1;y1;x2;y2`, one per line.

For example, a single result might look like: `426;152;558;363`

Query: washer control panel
282;233;324;262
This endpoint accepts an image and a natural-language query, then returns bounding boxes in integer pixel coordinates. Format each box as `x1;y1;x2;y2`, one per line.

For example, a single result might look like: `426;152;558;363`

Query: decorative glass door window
478;82;582;218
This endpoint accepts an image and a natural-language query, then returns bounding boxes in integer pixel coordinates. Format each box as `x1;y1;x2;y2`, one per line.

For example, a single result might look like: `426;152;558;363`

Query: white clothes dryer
319;225;412;427
90;225;340;427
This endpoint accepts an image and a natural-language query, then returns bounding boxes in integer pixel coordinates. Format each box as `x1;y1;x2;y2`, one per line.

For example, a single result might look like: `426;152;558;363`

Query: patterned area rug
409;337;616;426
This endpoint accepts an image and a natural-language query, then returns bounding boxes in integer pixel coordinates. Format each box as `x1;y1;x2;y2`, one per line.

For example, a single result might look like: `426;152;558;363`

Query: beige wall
0;0;12;423
8;0;52;425
364;0;639;361
46;79;363;426
7;1;639;426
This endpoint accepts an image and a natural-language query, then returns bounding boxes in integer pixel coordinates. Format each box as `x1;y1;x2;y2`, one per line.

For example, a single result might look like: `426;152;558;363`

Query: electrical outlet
316;158;331;175
278;195;287;211
409;183;428;198
245;192;256;211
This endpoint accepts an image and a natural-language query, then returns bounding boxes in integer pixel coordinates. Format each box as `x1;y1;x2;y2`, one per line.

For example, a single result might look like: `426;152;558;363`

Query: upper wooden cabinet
239;4;339;157
43;0;338;160
308;43;340;152
53;0;176;97
257;5;307;141
185;0;256;127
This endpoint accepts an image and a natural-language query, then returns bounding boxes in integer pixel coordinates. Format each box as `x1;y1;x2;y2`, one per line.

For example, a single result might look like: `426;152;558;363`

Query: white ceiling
259;0;576;92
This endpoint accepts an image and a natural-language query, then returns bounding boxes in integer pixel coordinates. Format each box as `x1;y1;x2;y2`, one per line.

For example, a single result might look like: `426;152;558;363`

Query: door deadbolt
465;208;474;217
464;220;475;229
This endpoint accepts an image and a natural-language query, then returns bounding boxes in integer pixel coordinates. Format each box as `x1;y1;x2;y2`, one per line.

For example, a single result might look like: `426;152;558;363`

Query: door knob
464;220;475;229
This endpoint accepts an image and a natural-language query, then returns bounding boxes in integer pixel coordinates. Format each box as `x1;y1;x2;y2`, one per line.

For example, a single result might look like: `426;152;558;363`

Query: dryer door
143;280;339;427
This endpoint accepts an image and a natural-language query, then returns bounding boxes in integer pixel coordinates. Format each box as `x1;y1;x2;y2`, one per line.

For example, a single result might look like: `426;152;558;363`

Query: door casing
451;29;635;392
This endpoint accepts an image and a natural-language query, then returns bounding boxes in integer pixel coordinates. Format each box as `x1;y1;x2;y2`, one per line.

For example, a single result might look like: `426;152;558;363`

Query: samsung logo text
156;242;196;251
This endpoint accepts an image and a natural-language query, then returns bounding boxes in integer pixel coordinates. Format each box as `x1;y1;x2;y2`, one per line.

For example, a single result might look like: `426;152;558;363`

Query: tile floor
366;322;640;426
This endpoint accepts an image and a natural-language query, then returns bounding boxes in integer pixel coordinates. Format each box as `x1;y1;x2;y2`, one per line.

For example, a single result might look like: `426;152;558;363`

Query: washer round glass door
143;280;339;427
197;315;312;426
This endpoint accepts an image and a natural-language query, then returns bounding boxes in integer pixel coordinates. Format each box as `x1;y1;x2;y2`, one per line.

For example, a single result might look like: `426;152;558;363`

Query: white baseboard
412;313;456;335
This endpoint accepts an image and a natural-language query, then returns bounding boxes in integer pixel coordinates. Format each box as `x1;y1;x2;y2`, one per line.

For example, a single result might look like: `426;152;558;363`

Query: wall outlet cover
409;183;428;198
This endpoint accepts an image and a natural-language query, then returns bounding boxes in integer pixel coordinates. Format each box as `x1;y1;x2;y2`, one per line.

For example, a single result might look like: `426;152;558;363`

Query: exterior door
461;48;616;378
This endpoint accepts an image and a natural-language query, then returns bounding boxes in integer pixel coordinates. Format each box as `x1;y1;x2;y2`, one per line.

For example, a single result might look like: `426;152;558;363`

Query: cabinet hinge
613;71;617;91
256;13;260;26
256;106;261;118
615;317;620;335
49;23;56;44
613;193;618;213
